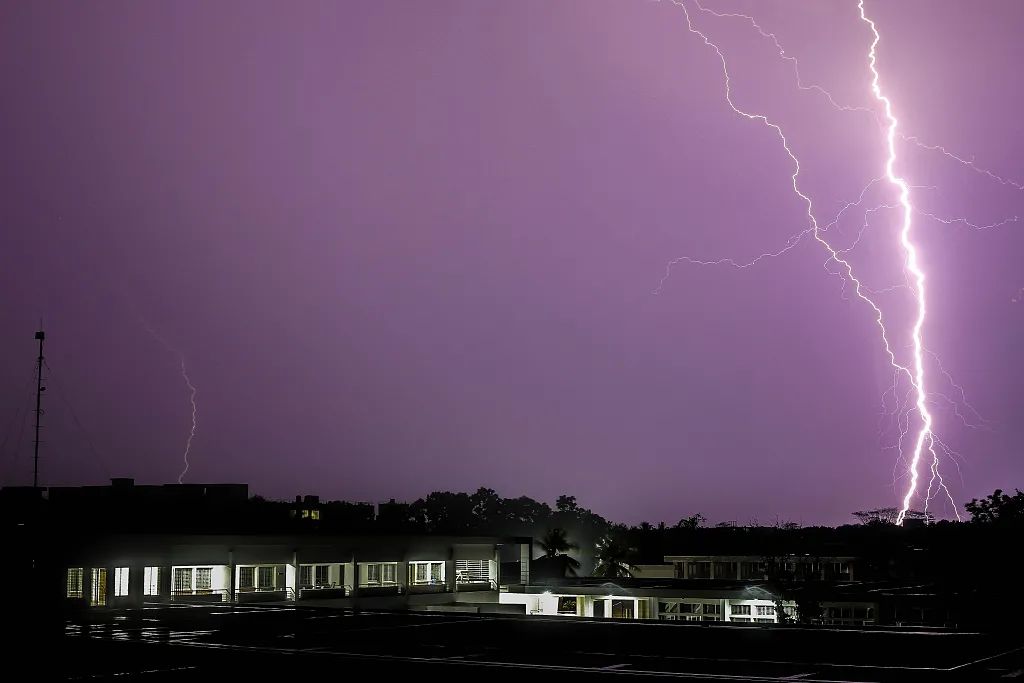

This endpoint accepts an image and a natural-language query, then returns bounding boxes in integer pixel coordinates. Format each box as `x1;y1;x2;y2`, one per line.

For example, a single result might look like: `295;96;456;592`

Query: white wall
499;593;541;614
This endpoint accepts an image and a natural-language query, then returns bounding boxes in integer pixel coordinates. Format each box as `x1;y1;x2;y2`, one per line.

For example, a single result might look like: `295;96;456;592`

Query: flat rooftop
56;604;1024;681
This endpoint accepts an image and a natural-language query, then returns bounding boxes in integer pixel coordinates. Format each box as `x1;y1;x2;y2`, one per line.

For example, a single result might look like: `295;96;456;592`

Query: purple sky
2;1;1022;525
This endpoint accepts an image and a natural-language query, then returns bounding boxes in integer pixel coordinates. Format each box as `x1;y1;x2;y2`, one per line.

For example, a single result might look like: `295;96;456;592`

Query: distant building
1;479;530;613
57;531;528;612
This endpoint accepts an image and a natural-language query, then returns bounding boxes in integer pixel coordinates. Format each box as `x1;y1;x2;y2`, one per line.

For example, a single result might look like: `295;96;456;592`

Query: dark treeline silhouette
7;480;1024;582
257;486;1024;594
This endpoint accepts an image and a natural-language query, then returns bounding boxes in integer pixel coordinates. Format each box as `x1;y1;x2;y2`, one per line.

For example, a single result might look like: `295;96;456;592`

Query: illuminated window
731;604;751;615
756;605;775;616
557;596;578;614
300;565;330;588
144;567;160;596
702;603;721;615
114;567;130;597
611;599;635;619
310;509;320;520
173;568;192;593
409;561;445;585
362;562;398;586
301;509;310;519
239;566;255;591
257;566;275;589
196;567;212;592
66;568;84;599
454;559;492;584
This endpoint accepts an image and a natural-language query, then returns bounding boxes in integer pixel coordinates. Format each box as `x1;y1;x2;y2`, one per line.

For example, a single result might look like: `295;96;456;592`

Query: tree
795;590;823;624
852;508;899;525
853;508;931;525
965;489;1024;524
593;533;638;578
675;513;706;530
503;496;552;530
538;528;578;557
410;491;474;533
535;528;581;577
556;495;579;514
469;487;502;530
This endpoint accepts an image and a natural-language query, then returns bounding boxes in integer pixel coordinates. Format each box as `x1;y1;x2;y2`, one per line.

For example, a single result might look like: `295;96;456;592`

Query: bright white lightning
667;0;914;405
856;0;939;525
691;0;1024;197
662;0;971;521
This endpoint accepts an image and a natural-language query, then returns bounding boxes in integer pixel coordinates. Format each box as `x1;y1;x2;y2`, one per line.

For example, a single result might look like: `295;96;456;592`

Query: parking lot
56;604;1024;681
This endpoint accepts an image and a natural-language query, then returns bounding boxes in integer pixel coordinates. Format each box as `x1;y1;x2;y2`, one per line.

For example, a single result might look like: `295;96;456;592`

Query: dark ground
31;605;1024;681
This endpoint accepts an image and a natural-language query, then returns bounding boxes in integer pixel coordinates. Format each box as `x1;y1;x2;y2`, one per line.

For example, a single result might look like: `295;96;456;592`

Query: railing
298;584;351;599
406;581;450;594
456;578;498;591
170;588;230;603
356;582;403;596
235;586;291;603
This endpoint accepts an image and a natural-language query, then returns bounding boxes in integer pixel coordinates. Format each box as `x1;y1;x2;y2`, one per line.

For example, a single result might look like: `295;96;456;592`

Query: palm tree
536;528;581;577
538;528;578;557
593;534;638;579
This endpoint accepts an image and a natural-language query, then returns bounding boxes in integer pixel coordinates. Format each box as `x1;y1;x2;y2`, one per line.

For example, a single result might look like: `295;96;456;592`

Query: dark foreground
41;605;1024;681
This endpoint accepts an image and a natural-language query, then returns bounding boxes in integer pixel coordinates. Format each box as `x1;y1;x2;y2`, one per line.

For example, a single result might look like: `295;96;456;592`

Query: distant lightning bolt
138;319;198;484
177;356;198;484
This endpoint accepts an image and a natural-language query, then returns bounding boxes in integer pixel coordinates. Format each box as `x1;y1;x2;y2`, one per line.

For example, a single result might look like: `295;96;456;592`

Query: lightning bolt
138;319;198;484
903;136;1024;192
855;0;935;525
690;0;1024;199
177;356;198;484
660;0;975;522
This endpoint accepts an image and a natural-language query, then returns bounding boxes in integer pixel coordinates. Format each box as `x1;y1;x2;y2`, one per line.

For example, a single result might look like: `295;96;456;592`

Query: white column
286;551;298;601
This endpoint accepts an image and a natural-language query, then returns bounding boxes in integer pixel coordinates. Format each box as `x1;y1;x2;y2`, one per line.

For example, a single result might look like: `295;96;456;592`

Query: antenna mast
33;329;45;488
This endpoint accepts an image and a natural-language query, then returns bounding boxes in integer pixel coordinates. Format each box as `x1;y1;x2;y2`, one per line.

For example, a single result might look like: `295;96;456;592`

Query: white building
61;532;531;612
